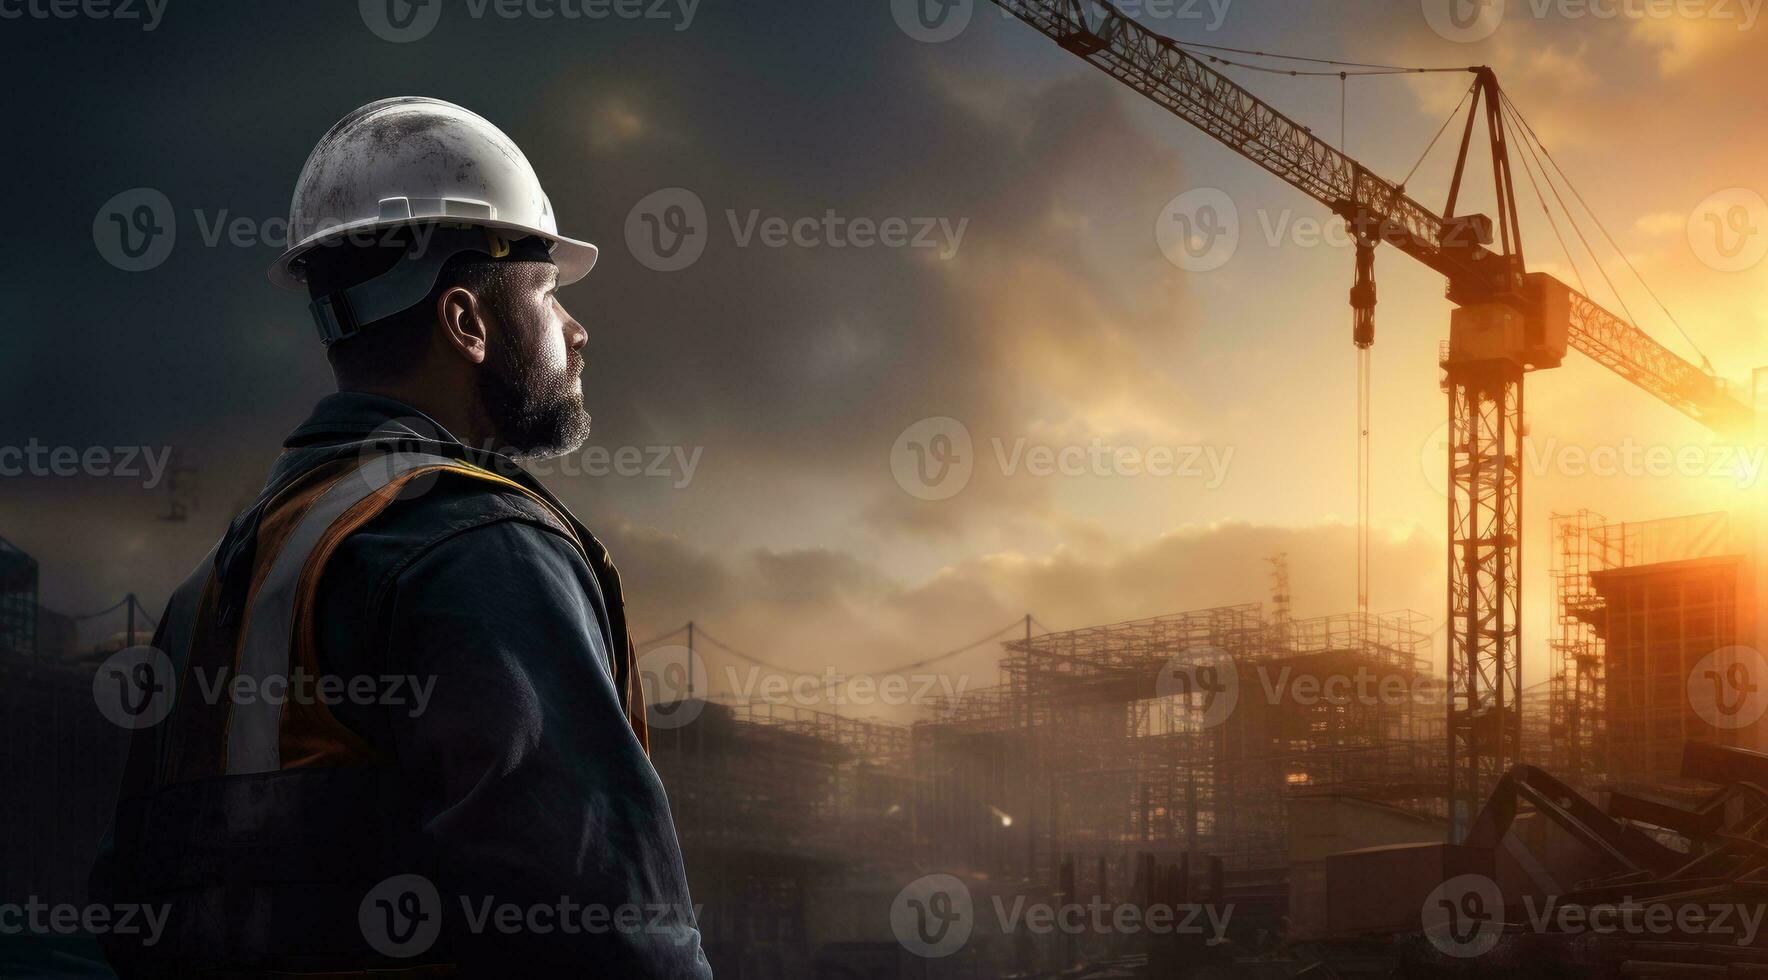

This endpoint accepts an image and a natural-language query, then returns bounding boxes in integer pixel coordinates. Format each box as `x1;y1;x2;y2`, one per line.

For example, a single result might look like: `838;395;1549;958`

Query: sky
0;0;1763;717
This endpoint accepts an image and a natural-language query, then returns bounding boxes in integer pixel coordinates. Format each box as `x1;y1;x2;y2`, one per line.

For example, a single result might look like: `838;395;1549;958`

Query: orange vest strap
158;452;643;782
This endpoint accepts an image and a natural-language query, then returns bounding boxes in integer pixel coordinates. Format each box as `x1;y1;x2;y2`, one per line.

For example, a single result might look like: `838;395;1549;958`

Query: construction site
641;1;1768;976
2;1;1765;978
6;508;1765;976
644;503;1765;978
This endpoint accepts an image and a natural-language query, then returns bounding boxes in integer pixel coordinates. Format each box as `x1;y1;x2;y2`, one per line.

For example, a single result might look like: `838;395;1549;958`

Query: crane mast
986;0;1753;830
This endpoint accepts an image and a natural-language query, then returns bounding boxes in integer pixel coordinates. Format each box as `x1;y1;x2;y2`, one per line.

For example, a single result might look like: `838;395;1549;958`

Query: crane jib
992;0;1750;434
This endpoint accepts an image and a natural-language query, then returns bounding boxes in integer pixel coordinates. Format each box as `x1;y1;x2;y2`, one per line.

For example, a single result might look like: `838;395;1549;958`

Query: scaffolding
1547;511;1608;787
633;600;1458;975
652;699;915;865
1545;511;1748;788
914;603;1445;894
647;699;920;976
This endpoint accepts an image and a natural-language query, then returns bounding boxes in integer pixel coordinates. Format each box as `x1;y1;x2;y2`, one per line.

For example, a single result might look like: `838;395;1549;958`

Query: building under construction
650;600;1454;975
1546;510;1765;793
914;605;1446;946
645;504;1768;975
650;700;924;977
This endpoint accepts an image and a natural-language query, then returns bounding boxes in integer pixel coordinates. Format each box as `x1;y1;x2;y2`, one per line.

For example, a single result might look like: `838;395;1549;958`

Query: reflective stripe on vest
162;452;591;778
105;452;617;976
231;453;516;773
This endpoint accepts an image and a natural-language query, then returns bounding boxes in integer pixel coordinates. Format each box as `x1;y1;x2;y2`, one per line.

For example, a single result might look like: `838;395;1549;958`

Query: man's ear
436;285;490;365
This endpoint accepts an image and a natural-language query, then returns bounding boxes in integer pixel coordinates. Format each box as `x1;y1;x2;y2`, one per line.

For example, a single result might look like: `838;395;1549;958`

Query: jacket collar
273;391;592;525
283;391;466;450
210;391;638;724
215;392;610;621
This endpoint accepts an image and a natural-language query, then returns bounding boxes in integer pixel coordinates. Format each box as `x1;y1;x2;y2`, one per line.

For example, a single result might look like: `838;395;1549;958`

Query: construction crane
984;0;1754;833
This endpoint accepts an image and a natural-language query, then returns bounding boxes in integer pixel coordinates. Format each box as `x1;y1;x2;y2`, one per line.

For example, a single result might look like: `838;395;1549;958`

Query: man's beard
478;333;591;461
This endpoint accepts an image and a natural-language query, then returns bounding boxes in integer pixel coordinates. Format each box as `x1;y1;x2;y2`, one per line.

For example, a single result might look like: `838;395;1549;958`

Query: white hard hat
269;97;598;343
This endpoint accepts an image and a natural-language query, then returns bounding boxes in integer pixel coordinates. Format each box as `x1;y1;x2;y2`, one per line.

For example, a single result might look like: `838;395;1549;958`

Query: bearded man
91;97;711;979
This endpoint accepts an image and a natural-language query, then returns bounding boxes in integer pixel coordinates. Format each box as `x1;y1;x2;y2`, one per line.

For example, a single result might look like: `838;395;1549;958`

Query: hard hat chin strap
309;228;514;346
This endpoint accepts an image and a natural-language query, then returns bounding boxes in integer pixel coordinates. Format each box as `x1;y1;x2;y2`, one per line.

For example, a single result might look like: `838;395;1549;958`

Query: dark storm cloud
6;1;1406;678
2;0;1208;612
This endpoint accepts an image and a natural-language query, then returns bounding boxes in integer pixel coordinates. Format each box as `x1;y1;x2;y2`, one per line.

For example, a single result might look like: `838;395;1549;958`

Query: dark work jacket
92;393;712;979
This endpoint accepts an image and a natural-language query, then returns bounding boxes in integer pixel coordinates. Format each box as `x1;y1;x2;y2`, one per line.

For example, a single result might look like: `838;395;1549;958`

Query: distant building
0;537;141;908
1583;511;1764;785
0;537;38;657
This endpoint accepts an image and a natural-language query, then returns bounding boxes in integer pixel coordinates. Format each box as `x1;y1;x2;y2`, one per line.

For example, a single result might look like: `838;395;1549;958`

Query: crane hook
1351;235;1377;349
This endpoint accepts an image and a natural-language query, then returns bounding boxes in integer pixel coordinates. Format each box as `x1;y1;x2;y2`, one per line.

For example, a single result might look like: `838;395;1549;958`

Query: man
92;97;712;978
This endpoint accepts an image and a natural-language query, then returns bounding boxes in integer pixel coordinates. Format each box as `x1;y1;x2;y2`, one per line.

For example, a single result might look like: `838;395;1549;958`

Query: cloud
1634;210;1687;238
1628;16;1759;75
11;0;1759;721
529;49;1211;563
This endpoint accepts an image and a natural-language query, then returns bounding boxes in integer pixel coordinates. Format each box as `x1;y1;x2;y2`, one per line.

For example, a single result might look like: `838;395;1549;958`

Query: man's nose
561;304;587;352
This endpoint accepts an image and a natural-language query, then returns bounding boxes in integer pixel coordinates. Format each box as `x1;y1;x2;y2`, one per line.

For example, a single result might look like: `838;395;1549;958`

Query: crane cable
1350;80;1370;636
639;617;1038;685
66;596;132;620
1495;96;1646;349
1503;96;1591;299
65;594;158;629
1151;43;1477;635
1358;345;1371;633
1398;78;1480;194
631;622;689;649
1164;23;1701;378
1499;89;1715;373
1162;38;1420;71
1166;37;1476;76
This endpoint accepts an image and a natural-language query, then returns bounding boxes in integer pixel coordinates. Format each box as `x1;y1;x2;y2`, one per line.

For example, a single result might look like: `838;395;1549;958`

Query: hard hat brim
268;216;599;290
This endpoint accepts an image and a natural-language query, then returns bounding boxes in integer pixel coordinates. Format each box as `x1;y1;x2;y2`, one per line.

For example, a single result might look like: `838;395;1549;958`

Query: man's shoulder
406;467;569;530
325;468;591;596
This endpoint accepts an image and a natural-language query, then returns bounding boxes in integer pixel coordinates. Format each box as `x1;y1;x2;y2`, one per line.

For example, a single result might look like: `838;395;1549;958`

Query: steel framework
918;603;1443;888
1548;510;1608;786
1444;359;1524;827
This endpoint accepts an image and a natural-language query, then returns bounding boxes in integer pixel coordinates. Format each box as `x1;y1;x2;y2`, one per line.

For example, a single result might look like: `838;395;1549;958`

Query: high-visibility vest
101;452;648;976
